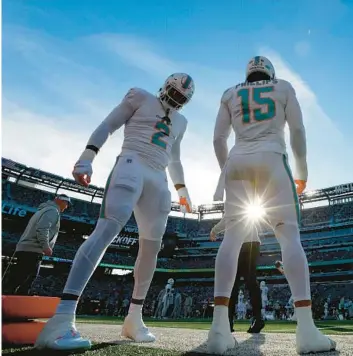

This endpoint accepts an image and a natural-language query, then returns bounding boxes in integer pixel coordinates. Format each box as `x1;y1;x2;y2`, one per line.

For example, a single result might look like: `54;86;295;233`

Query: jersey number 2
151;121;170;149
238;86;276;124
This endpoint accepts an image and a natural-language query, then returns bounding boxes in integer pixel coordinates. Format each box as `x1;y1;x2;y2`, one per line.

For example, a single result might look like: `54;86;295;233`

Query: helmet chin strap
157;98;172;126
160;98;176;112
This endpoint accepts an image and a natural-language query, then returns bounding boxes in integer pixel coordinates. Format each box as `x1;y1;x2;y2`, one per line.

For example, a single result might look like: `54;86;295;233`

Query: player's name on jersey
235;79;278;89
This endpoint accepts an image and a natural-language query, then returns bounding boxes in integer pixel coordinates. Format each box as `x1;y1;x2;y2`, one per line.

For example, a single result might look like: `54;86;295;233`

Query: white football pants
214;152;310;303
62;152;171;300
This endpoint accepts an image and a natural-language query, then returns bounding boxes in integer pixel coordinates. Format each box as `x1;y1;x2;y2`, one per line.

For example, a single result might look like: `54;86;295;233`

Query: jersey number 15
238;86;276;124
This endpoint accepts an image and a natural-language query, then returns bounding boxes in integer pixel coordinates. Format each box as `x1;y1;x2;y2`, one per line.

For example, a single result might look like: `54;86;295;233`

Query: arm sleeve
211;217;226;235
213;94;232;169
84;88;141;156
167;122;187;186
285;84;308;181
36;209;59;251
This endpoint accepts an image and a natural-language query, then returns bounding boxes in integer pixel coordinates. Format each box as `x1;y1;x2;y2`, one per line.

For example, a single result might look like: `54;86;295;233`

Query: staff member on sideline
3;194;70;295
210;218;264;333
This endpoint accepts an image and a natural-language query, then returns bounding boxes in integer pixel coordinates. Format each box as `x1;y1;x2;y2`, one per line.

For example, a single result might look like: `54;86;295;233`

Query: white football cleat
34;314;91;351
121;314;156;342
207;324;237;354
296;325;336;354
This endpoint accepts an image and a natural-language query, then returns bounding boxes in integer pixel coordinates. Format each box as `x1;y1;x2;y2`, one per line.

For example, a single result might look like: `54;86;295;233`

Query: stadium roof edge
2;157;353;214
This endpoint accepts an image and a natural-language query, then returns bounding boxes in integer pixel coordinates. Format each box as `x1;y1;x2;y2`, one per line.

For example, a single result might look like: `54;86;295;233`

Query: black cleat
247;318;265;333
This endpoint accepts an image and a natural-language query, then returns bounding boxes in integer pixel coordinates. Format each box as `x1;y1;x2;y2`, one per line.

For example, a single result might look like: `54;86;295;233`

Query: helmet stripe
254;56;261;65
182;75;192;89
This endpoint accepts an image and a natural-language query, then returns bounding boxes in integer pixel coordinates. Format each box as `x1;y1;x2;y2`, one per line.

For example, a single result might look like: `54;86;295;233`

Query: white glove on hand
209;229;216;242
177;187;192;214
72;160;93;187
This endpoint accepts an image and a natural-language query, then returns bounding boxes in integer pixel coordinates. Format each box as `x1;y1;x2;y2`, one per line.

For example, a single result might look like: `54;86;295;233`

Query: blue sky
2;0;353;205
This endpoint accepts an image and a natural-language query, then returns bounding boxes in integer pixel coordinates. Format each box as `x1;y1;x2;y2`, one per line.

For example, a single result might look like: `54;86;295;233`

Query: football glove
275;260;282;269
177;187;192;214
209;229;216;242
72;160;93;187
294;179;306;195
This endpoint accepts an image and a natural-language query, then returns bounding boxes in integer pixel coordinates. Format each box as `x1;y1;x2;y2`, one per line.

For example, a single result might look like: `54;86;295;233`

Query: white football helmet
260;281;266;288
167;278;174;286
246;56;275;80
159;73;195;110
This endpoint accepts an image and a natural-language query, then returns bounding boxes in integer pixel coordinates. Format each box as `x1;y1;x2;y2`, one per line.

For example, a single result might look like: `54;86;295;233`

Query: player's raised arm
213;90;232;169
285;83;308;195
168;122;192;214
72;88;140;187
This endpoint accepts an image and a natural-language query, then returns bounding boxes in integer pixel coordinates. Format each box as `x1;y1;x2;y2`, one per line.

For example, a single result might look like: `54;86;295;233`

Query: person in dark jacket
3;194;70;295
210;218;264;333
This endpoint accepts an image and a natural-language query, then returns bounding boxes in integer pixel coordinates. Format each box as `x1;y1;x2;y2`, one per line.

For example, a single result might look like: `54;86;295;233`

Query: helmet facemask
160;84;189;110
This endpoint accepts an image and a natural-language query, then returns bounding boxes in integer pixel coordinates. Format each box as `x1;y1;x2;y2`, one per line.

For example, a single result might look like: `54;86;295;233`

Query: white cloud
2;97;221;206
294;41;311;57
2;29;352;212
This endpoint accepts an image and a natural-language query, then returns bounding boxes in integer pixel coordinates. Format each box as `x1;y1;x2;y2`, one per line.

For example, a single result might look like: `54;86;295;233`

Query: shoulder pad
173;111;188;131
221;87;234;103
179;112;188;126
277;79;296;94
124;87;150;105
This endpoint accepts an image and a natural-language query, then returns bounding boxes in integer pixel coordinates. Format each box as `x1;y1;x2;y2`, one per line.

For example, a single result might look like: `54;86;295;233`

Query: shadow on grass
2;342;117;355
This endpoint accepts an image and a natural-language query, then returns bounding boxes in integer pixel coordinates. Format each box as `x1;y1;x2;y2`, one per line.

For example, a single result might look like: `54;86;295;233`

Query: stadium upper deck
2;157;353;222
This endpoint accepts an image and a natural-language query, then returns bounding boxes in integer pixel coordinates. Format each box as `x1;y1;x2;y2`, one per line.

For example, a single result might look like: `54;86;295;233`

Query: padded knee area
63;218;123;296
138;214;169;241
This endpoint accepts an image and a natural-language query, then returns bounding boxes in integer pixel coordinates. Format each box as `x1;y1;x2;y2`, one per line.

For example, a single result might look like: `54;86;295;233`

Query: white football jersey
261;286;269;298
121;88;187;170
215;79;303;155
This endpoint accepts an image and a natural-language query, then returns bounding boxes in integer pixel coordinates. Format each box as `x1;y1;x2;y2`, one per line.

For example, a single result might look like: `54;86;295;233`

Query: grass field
75;316;353;334
3;318;353;356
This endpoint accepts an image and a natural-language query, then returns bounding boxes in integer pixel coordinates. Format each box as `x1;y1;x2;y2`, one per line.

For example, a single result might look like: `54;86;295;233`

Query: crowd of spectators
27;270;353;320
3;230;353;270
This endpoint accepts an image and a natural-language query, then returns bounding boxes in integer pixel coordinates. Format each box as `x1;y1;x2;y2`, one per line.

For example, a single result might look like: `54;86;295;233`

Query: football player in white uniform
324;301;329;319
35;73;195;351
237;290;246;320
208;56;336;354
172;289;182;319
162;278;175;318
154;288;166;319
276;260;296;321
260;281;269;319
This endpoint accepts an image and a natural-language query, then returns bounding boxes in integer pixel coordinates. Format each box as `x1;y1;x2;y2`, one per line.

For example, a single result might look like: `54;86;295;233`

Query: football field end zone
4;323;351;356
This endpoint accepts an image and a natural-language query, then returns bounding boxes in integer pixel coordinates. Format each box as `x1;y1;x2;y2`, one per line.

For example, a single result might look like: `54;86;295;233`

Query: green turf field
74;316;353;334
